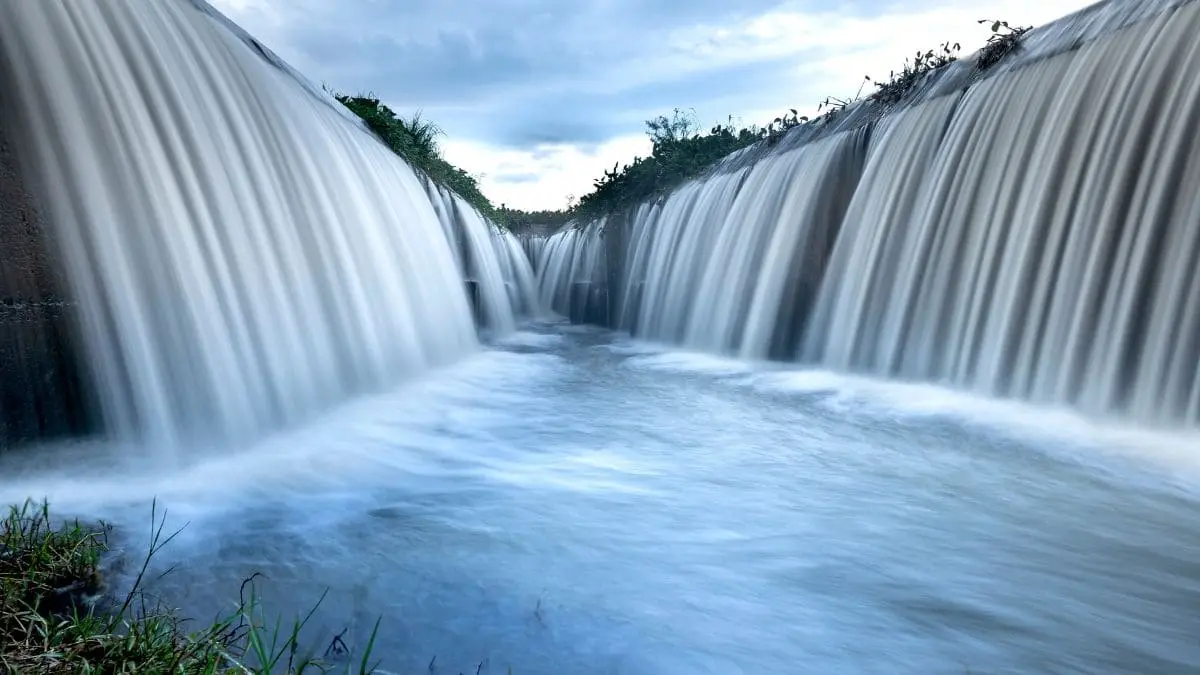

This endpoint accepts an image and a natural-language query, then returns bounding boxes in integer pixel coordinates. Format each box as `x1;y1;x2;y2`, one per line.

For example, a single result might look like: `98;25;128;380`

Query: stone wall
0;116;92;447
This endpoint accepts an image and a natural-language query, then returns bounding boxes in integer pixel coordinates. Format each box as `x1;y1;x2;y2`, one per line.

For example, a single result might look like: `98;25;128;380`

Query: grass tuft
0;499;381;674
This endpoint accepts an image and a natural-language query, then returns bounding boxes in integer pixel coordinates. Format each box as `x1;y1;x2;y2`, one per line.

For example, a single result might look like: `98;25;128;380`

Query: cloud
208;0;1099;210
440;134;653;212
491;171;541;185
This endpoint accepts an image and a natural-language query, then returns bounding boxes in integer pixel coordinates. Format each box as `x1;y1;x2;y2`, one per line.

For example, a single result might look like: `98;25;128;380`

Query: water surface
2;320;1198;674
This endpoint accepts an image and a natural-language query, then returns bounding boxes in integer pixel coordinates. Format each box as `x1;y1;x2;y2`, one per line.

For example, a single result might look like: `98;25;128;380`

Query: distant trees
569;107;806;220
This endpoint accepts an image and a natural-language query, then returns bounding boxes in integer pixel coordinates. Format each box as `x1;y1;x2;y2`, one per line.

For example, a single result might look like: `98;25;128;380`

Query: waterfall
494;230;540;318
0;0;533;447
537;223;605;316
425;182;539;329
534;0;1200;428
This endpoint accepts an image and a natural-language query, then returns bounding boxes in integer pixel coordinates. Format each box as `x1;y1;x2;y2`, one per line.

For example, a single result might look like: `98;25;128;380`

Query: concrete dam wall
534;0;1200;429
0;110;92;446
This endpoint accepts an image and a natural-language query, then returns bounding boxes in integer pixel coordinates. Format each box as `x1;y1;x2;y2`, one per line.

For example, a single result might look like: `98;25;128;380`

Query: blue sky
210;0;1098;210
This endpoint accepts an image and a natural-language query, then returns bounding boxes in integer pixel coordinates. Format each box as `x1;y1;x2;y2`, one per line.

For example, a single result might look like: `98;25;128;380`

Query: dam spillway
0;0;535;449
534;0;1200;430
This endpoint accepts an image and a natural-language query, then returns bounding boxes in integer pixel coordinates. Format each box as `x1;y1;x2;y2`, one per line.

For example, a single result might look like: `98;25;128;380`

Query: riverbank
0;500;379;674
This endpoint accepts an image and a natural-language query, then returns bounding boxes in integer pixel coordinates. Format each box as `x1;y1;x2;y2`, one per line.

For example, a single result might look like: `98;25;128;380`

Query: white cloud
205;0;1100;210
442;135;653;212
452;0;1097;210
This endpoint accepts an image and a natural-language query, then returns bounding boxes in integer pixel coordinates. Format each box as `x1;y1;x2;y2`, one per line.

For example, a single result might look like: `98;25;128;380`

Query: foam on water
0;345;556;515
610;336;1200;486
0;324;1196;674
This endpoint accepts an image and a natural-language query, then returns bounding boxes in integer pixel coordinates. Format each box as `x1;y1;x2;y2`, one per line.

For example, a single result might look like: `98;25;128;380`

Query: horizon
211;0;1099;211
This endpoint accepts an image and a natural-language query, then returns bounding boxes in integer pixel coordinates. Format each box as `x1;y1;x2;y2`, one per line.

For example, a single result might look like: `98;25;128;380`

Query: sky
210;0;1100;211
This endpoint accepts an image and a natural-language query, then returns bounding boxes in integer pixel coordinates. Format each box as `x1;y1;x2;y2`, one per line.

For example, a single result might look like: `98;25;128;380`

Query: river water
2;320;1199;674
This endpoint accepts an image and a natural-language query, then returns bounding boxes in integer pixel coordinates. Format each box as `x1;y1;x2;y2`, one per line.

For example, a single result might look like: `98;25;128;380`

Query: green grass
1;500;380;674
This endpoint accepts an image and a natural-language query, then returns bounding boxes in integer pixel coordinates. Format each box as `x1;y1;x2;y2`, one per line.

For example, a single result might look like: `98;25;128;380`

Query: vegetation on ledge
326;18;1030;233
1;500;379;674
492;207;573;234
563;107;806;220
333;93;505;226
977;20;1033;71
543;17;1031;226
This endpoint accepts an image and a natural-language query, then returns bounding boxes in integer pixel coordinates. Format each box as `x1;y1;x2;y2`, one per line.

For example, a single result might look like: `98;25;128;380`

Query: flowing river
2;320;1198;675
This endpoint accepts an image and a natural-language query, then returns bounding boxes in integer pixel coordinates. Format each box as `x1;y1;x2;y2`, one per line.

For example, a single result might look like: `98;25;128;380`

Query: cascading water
517;233;548;274
534;0;1200;429
425;182;539;329
0;0;534;448
494;231;540;317
537;222;605;317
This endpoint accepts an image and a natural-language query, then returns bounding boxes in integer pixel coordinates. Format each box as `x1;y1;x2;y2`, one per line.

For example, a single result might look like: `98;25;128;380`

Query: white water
536;0;1200;429
2;322;1199;674
537;223;606;316
426;182;539;329
0;0;534;448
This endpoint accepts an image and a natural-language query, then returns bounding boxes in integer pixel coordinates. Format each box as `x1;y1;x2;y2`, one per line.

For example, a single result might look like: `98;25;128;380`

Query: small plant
867;40;961;106
764;108;808;145
817;96;854;124
1;499;381;674
977;19;1032;70
0;500;106;619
